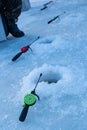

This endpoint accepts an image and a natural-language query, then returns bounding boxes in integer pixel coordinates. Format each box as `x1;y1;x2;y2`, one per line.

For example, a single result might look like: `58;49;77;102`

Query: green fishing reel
24;93;36;106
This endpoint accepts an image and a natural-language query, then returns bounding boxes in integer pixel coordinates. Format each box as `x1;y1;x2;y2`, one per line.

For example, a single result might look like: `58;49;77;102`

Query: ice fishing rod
48;11;66;24
12;36;40;61
43;0;53;7
19;73;42;122
40;1;53;11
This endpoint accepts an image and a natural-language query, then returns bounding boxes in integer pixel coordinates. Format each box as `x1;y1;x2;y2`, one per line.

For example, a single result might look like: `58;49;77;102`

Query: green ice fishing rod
19;73;42;122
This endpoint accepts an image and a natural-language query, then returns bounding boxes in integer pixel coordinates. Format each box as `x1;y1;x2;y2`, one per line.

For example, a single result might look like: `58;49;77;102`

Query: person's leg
1;14;9;36
3;0;24;37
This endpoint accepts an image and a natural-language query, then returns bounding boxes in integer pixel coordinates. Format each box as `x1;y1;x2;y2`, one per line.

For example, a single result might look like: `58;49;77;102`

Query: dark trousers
2;0;22;25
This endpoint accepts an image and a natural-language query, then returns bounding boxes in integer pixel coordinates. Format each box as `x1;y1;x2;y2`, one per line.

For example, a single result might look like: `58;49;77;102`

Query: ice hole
40;70;62;84
39;37;54;44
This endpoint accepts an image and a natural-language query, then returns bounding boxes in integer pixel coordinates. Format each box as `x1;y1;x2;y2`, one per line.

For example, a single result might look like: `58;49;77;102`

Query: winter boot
8;23;24;37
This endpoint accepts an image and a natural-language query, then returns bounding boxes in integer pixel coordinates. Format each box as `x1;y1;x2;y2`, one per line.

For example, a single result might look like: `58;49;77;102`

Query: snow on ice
0;0;87;130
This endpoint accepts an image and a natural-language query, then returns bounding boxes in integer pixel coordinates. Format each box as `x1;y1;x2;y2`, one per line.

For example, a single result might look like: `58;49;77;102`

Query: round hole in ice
40;70;62;84
39;37;54;44
25;64;63;86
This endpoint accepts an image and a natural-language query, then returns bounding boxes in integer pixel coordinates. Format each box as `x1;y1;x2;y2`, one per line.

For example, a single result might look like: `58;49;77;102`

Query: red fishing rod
12;36;40;61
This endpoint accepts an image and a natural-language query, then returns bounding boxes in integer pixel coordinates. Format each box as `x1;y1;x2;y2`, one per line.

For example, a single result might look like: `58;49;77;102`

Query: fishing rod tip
38;36;40;39
40;73;42;76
